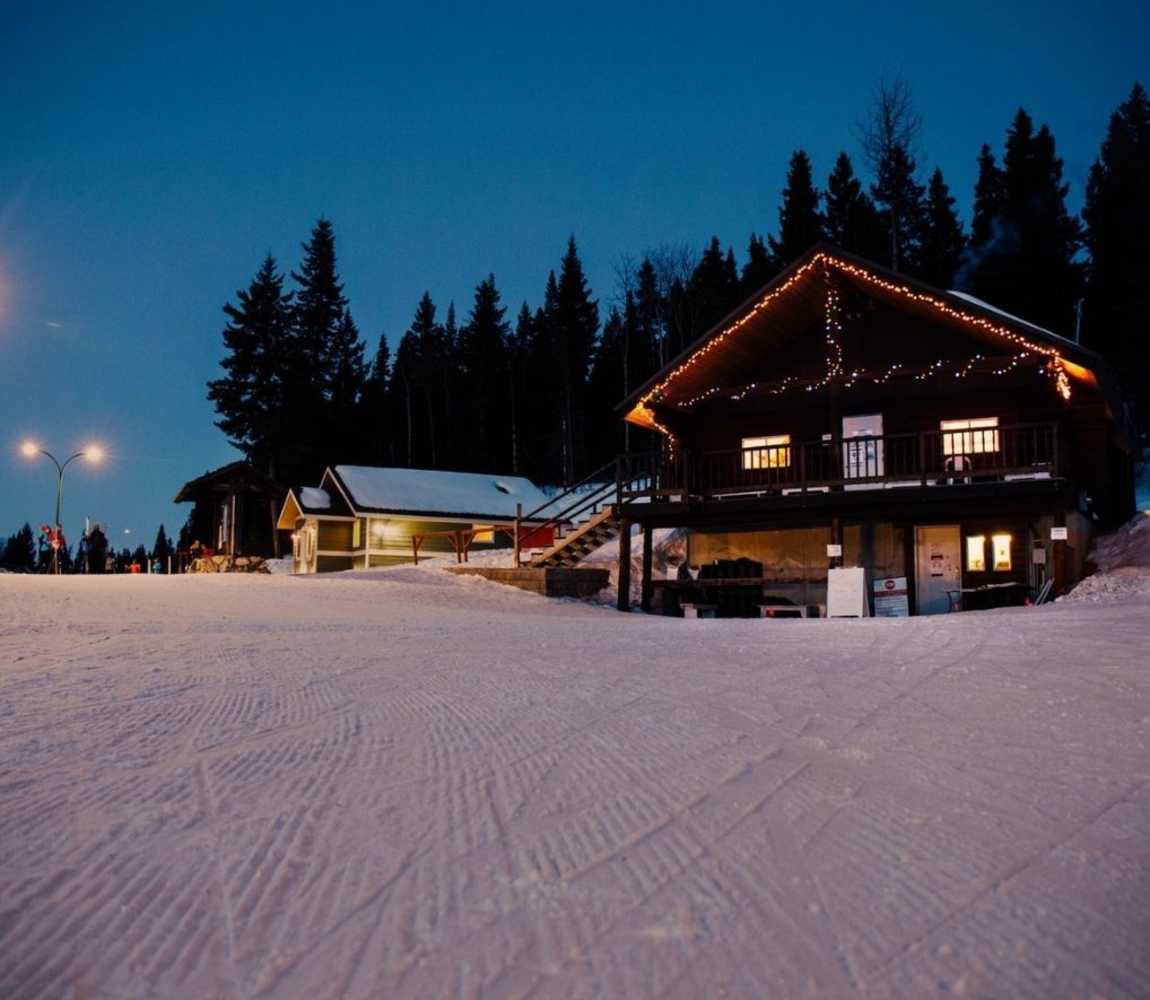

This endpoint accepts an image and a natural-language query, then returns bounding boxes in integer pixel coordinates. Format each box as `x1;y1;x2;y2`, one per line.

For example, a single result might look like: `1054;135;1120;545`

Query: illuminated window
965;535;986;572
742;434;791;470
353;519;362;548
941;417;999;456
992;534;1012;571
473;528;494;544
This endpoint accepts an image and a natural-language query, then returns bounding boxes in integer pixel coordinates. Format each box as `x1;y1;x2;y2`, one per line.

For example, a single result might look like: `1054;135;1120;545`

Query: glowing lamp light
21;440;39;458
85;444;105;463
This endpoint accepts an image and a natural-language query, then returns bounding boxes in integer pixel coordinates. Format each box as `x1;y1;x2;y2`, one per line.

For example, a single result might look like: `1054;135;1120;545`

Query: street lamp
19;441;104;572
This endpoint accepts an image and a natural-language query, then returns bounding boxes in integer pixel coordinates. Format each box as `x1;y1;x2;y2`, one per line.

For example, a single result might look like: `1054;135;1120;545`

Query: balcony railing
617;423;1062;504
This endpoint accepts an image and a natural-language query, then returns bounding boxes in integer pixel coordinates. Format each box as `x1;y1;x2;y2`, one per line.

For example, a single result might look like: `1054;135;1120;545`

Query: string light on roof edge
635;251;1077;432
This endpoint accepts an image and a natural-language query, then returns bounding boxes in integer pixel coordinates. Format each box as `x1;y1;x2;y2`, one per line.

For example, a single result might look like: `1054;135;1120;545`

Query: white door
843;413;884;486
915;525;961;614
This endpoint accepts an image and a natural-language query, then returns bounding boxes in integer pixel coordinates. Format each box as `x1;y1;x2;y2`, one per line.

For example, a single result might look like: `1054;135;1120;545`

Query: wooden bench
681;602;718;619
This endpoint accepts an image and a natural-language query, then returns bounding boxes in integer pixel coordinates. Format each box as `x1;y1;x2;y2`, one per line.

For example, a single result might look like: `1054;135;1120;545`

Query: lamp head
84;444;104;463
20;440;39;458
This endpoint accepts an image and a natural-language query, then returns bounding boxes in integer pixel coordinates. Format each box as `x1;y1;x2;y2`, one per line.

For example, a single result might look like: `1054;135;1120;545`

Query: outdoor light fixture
18;439;108;573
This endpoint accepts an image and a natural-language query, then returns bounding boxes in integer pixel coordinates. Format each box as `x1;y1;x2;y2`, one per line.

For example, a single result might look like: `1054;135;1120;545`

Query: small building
277;465;556;573
174;461;287;559
609;244;1136;615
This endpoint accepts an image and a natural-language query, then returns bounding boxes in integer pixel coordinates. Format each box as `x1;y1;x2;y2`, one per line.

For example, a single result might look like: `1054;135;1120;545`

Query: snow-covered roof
332;466;553;521
946;290;1079;349
299;487;331;511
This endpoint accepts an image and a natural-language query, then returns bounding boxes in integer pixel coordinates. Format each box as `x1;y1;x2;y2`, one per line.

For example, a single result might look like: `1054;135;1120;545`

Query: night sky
2;2;1147;545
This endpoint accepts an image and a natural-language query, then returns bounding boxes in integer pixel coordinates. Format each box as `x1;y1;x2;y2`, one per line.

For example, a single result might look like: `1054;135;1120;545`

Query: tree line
0;524;175;574
209;81;1150;491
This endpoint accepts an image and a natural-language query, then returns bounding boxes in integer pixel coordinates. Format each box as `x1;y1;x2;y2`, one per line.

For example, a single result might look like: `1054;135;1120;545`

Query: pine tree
151;525;172;572
634;257;666;369
969;144;1005;249
586;306;627;468
459;275;512;471
1083;82;1150;426
740;233;777;295
966;109;1082;332
823;152;886;260
359;333;393;465
552;238;599;482
391;326;423;468
4;524;35;571
871;144;925;272
288;218;349;479
769;151;823;265
328;308;367;428
916;168;966;288
206;255;292;475
689;237;740;334
509;303;534;476
291;218;348;393
406;292;442;467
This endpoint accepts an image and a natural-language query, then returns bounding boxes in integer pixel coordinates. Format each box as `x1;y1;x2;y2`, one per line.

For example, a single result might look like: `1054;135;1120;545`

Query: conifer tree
359;333;393;465
459;275;512;471
328;308;367;448
969;144;1005;249
769;151;823;265
966;109;1082;332
740;233;777;295
509;303;535;476
871;144;924;272
151;525;172;572
823;153;886;260
1083;82;1150;426
689;237;740;333
207;255;292;475
634;256;666;368
916;168;966;288
552;238;599;482
586;305;627;468
391;330;421;467
405;292;442;467
291;218;348;392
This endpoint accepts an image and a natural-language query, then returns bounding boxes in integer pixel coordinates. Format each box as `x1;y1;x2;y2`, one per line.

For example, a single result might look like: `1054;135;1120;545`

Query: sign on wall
1050;526;1068;541
826;544;843;558
873;577;909;618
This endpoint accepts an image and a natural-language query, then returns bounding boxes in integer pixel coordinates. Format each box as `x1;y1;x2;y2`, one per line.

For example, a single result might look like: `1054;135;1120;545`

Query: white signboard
1050;526;1068;541
827;567;868;618
826;543;843;558
873;576;909;618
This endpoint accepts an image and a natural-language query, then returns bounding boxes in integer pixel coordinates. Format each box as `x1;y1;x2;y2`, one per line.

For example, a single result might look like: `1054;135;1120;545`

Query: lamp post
20;441;104;573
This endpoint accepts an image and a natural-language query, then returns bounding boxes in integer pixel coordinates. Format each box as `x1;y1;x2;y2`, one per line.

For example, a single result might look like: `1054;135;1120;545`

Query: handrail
617;422;1061;504
512;459;621;564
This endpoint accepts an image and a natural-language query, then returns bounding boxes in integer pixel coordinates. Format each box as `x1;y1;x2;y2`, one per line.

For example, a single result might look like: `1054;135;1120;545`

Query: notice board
872;576;910;617
827;567;868;618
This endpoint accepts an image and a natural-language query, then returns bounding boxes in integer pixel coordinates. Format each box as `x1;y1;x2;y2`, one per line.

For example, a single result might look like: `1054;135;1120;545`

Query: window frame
741;434;792;470
965;534;986;572
940;416;1000;457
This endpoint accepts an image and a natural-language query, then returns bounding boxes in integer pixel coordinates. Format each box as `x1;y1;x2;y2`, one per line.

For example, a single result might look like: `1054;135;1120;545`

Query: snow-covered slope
2;572;1148;999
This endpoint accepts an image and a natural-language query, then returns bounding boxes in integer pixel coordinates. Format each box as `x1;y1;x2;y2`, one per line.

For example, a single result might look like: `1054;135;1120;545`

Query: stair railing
511;460;619;566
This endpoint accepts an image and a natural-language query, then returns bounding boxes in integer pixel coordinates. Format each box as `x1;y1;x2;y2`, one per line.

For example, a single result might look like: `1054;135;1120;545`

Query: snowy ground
2;572;1149;999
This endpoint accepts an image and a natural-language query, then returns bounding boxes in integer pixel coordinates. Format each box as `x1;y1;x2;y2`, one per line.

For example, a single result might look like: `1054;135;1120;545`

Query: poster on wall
873;576;910;617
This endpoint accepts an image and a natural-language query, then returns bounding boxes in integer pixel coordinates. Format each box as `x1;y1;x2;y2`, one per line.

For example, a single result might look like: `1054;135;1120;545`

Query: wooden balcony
617;423;1064;506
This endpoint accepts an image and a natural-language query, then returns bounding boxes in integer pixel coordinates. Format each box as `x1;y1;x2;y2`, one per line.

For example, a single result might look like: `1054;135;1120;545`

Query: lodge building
609;245;1136;616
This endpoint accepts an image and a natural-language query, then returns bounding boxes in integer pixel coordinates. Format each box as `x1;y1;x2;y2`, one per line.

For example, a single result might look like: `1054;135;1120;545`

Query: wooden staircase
522;502;621;568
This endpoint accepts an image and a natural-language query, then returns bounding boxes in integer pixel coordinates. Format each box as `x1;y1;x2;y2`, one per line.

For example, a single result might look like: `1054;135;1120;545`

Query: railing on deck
618;423;1062;503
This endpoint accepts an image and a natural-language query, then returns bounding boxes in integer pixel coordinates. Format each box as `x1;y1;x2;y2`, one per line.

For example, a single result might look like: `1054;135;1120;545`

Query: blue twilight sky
1;2;1147;546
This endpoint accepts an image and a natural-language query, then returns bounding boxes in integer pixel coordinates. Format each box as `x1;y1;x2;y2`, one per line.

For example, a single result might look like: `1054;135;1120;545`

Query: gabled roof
327;466;553;522
619;244;1106;429
174;461;285;503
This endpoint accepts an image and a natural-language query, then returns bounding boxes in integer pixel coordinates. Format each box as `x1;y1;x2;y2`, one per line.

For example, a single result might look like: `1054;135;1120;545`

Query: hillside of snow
2;571;1148;999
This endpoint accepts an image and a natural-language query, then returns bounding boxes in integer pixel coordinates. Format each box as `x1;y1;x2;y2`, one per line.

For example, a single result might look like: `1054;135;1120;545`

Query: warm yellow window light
941;417;999;456
742;434;791;470
966;535;986;572
992;534;1012;571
